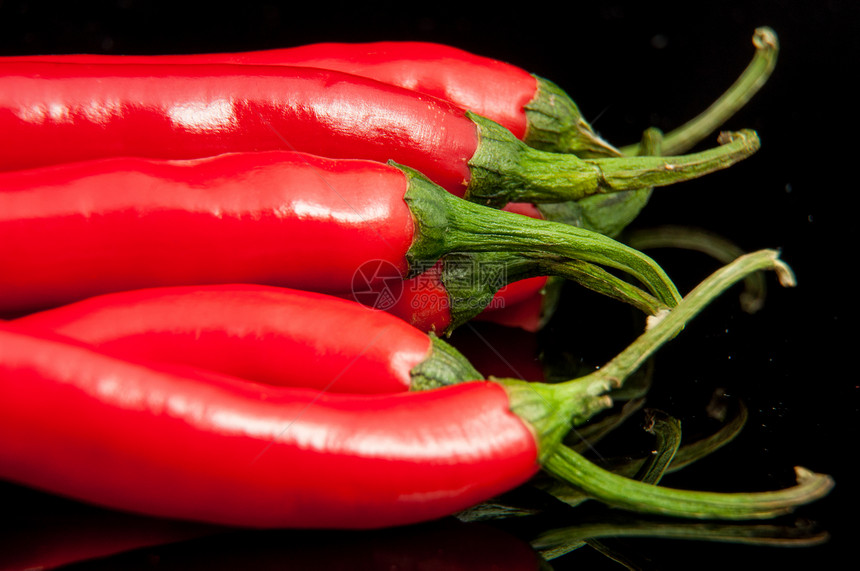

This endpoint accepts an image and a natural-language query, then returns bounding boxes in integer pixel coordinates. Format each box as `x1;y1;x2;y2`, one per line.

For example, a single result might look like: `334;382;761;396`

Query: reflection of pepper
447;321;547;382
14;284;483;393
0;61;758;207
0;150;677;333
0;484;216;571
5;511;543;571
2;41;616;158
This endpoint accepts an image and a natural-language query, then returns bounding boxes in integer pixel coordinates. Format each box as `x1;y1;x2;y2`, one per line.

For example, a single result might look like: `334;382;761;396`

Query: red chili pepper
12;284;484;394
2;41;618;158
0;150;680;332
0;61;758;207
0;320;596;529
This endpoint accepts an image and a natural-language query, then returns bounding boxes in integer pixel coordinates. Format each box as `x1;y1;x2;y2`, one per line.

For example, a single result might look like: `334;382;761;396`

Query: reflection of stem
620;27;780;156
532;515;829;561
669;399;748;473
624;224;768;313
633;409;682;484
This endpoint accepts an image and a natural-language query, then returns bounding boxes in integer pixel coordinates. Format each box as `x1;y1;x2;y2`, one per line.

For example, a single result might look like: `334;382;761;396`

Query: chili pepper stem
437;251;666;333
501;249;832;521
465;111;760;208
402;164;682;308
620;27;780;157
409;333;483;391
496;248;794;460
542;447;834;520
562;127;664;239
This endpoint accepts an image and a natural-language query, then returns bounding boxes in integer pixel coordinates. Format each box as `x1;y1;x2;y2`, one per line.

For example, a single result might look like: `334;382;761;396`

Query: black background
0;1;856;569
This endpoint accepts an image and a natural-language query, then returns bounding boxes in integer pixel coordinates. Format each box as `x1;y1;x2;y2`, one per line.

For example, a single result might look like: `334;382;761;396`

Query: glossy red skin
385;260;454;334
390;262;547;334
3;41;536;141
0;323;539;529
13;284;432;394
0;150;415;314
0;61;477;195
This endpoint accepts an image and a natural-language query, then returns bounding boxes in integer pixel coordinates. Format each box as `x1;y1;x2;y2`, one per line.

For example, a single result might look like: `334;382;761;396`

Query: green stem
499;249;795;460
543;446;834;520
466;112;760;208
561;127;663;238
586;130;759;197
620;27;780;157
534;257;666;317
566;397;647;454
539;398;747;509
437;252;667;333
403;165;682;308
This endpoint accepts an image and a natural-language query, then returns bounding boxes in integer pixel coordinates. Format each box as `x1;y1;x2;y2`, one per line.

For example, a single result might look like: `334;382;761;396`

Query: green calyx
464;111;759;209
409;333;483;391
399;163;679;332
437;251;539;333
523;75;621;157
496;376;615;464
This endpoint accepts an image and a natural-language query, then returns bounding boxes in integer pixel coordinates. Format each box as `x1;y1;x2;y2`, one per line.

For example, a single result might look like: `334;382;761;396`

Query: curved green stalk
538;398;748;509
498;249;795;459
403;164;682;308
466;112;759;208
436;251;667;333
620;27;780;156
543;447;833;520
557;127;663;238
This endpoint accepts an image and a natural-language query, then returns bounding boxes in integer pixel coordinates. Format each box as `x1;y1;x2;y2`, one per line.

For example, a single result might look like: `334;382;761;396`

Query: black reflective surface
0;1;854;569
